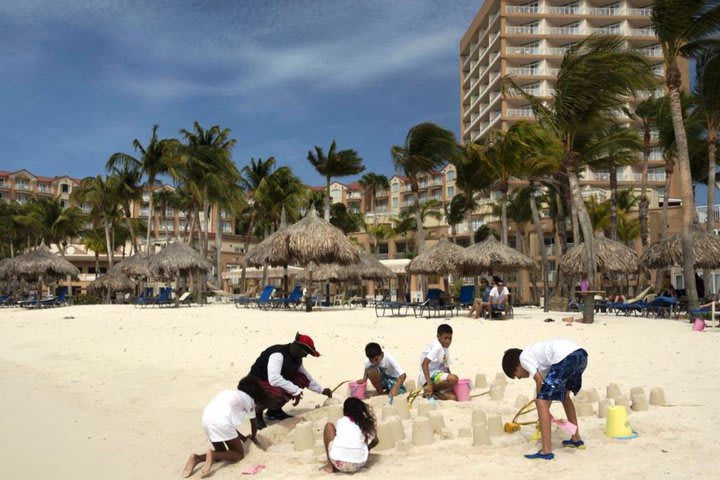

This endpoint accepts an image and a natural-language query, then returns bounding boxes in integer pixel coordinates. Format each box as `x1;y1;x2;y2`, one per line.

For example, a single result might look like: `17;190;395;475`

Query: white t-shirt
489;286;509;304
418;339;451;385
364;351;405;379
519;339;581;378
267;352;324;396
329;416;370;463
201;390;256;442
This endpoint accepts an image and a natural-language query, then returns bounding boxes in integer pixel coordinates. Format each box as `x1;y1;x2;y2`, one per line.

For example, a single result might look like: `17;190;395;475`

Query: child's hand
423;384;433;396
322;388;333;398
357;378;366;384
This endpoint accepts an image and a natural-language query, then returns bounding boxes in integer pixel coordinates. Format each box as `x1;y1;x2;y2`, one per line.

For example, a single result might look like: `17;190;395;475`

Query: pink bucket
348;381;367;399
693;318;706;332
453;378;472;402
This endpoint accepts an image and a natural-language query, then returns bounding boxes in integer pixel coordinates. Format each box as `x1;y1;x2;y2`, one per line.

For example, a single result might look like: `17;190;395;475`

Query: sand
0;304;718;480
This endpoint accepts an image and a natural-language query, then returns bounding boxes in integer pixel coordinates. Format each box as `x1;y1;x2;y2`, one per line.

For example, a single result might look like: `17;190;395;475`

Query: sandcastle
428;411;446;433
393;395;411;419
382;404;398;420
375;420;396;451
575;402;594;417
606;383;623;401
490;385;505;401
630;386;645;397
472;423;492;445
631;393;649;411
472;409;487;425
411;417;434;446
326;404;343;425
615;395;631;414
387;416;405;441
649;387;667;406
493;372;508;387
515;394;529;408
598;399;611;418
487;415;504;437
293;422;315;451
474;373;488;389
416;400;436;418
405;379;416;393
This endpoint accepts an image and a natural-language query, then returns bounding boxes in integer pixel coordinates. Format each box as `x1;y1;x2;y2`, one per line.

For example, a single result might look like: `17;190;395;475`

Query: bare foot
183;454;201;478
199;450;213;478
319;463;335;473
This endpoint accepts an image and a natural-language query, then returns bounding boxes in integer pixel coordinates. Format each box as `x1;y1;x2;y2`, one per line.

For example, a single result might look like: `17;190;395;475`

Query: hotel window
392;198;399;208
222;222;232;233
447;186;455;198
0;179;5;188
0;192;6;200
60;200;67;208
16;180;30;190
16;194;29;204
446;171;456;181
61;184;69;193
179;220;187;231
330;188;342;203
391;183;399;193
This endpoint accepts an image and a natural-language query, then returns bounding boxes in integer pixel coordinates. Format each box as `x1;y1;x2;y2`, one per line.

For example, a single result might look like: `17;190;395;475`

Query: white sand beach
1;304;718;480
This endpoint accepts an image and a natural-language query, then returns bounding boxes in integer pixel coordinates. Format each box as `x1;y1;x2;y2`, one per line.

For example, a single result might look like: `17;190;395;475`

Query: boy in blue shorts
357;342;407;399
502;339;588;460
419;324;458;400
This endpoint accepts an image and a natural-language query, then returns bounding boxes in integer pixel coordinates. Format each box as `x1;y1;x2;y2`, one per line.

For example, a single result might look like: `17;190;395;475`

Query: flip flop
525;450;555;460
562;439;585;449
544;318;555;323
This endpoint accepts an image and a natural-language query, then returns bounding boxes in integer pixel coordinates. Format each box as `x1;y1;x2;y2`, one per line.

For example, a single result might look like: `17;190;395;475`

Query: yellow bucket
605;406;636;439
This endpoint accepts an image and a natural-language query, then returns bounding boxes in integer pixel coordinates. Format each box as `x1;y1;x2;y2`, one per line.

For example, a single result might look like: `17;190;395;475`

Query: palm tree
13;197;85;255
238;157;277;257
358;172;390;215
444;195;467;243
152;188;183;246
178;121;240;286
692;48;720;240
505;35;656;293
81;227;107;278
391;122;458;255
651;0;720;310
452;142;495;244
71;175;122;267
107;125;177;254
366;223;395;256
306;140;365;221
583;126;643;240
107;162;143;253
628;97;660;246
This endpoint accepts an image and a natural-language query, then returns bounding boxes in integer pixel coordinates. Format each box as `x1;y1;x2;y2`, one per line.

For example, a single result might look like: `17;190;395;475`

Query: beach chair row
234;285;304;310
134;287;175;308
598;287;681;318
11;287;69;308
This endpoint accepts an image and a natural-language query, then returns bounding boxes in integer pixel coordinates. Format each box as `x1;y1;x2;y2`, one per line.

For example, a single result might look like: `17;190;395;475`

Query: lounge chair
18;293;39;308
272;286;304;309
457;285;474;309
644;295;678;318
253;285;276;309
610;286;654;316
175;291;193;307
414;289;459;318
41;287;68;307
234;286;267;308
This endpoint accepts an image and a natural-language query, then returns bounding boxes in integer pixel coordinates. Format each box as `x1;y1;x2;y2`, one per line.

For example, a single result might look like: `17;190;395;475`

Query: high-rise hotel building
459;1;688;206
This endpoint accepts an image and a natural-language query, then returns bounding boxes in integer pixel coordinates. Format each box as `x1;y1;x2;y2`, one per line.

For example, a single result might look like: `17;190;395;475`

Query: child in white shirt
321;398;379;473
357;342;407;398
183;376;267;478
419;324;458;400
502;339;588;461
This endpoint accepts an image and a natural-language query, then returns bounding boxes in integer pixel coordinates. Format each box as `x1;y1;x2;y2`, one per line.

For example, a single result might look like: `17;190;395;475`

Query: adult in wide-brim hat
247;332;332;429
244;209;359;311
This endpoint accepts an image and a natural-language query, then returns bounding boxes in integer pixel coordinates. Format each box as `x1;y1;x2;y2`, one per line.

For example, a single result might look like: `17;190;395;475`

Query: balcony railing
696;205;720;224
506;67;560;76
629;28;656;37
504;5;651;17
506;25;540;34
506;108;535;118
505;5;539;14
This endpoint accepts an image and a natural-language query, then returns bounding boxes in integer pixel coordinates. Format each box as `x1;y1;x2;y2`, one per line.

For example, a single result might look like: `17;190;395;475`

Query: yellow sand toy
504;399;538;434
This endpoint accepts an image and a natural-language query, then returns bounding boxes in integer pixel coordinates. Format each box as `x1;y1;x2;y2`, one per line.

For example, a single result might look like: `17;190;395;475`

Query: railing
504;5;651;17
585;172;610;181
506;67;560;76
373;253;389;260
593;27;622;35
139;208;150;217
15;183;31;191
506;25;540;34
649;150;663;161
505;5;539;14
629;28;656;37
642;47;662;57
548;26;583;35
506;108;535;118
547;6;580;15
628;7;653;16
696;205;720;225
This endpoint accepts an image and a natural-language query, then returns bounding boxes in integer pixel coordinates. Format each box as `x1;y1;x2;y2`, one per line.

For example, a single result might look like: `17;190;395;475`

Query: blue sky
0;0;481;186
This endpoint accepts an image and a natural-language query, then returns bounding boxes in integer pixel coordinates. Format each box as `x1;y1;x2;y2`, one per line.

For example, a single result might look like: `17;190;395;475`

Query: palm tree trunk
639;131;651;247
104;219;114;268
215;205;223;287
500;186;509;246
145;183;154;254
202;196;210;258
609;162;618;241
667;72;698;310
703;131;717;296
529;189;549;312
466;196;475;245
658;159;673;291
324;177;331;222
412;181;426;294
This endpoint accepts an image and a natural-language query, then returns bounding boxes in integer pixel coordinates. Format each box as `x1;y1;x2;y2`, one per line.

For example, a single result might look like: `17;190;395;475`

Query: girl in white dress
321;397;378;473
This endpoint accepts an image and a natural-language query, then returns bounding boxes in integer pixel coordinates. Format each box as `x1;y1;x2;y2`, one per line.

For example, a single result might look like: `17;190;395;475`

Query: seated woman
660;283;677;298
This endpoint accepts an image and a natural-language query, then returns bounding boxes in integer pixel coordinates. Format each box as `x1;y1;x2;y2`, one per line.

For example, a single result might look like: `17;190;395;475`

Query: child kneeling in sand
322;397;378;473
419;323;458;400
183;376;267;478
357;342;407;399
502;339;588;460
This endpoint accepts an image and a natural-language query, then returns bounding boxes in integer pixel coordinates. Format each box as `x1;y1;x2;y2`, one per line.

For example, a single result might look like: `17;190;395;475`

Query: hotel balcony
696;205;720;225
504;5;652;17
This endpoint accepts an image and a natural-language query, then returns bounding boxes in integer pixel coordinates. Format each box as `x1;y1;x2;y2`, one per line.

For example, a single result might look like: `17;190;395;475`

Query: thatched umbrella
639;230;720;269
89;268;136;292
559;233;639;274
461;235;536;274
406;238;469;276
117;252;155;280
4;245;79;305
149;242;211;280
0;257;11;279
297;262;347;282
244;208;360;311
350;252;395;281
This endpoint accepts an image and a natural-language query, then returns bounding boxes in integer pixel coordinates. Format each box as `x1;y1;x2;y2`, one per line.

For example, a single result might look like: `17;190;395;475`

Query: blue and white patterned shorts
538;349;588;401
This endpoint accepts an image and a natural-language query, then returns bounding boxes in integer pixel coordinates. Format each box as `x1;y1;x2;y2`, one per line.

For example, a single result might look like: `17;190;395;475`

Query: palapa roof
243;208;360;268
406;238;469;275
297;252;395;282
462;235;536;274
639;230;720;269
0;257;11;278
117;252;155;280
89;267;136;291
350;252;395;280
297;262;348;282
0;245;79;278
559;233;639;274
149;242;211;280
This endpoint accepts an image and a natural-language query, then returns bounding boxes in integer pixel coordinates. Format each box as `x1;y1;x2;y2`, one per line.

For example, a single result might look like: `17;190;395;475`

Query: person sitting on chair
488;279;510;320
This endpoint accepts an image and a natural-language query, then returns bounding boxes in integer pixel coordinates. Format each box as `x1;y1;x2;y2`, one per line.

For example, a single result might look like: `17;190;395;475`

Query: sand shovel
330;380;350;394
